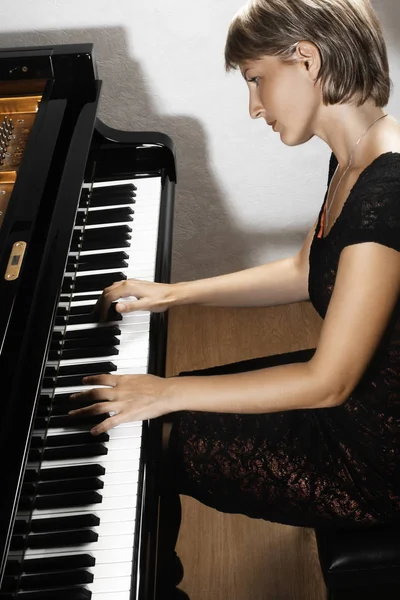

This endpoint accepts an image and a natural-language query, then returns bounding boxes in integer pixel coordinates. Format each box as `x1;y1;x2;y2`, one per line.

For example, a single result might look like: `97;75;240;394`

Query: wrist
161;376;187;413
169;281;193;307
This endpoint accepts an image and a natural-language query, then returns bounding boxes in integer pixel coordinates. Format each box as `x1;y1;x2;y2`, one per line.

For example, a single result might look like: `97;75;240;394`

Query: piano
0;44;176;600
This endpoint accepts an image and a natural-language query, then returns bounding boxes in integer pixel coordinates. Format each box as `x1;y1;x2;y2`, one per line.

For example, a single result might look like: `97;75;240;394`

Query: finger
70;387;113;402
81;374;118;387
68;400;114;418
114;299;141;313
90;413;124;436
95;281;127;322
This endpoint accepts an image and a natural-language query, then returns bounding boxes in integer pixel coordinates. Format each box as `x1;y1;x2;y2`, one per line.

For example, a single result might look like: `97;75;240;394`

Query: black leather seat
315;523;400;600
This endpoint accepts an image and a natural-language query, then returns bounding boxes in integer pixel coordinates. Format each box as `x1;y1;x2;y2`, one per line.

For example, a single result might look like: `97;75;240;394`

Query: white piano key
23;533;135;556
92;593;131;600
88;560;133;577
87;574;133;593
39;458;141;475
26;506;136;524
30;494;138;517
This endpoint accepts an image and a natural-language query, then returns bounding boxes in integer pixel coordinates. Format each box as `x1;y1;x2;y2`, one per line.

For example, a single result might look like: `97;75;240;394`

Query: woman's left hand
68;373;172;435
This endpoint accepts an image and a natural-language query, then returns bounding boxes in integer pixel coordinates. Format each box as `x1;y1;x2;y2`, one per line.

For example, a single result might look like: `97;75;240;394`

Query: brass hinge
4;241;26;280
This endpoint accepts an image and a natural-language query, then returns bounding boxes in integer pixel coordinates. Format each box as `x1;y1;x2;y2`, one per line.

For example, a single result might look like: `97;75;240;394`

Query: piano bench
315;523;400;600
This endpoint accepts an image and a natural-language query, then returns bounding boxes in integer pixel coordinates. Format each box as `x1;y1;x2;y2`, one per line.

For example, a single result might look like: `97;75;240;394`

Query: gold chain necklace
325;112;388;229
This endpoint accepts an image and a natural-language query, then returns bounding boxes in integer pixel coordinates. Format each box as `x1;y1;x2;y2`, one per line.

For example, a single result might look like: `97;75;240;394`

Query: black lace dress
168;152;400;530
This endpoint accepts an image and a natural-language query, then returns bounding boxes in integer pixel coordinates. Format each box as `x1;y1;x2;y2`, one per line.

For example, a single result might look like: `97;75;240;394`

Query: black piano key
27;529;98;550
18;553;95;575
43;362;116;386
32;417;49;430
24;476;103;497
13;510;104;536
20;569;94;590
0;576;18;593
57;304;99;318
50;398;104;416
92;182;136;194
70;251;129;268
59;336;120;351
72;231;131;252
77;257;128;271
43;366;118;388
54;314;68;326
68;304;98;316
37;491;103;510
14;589;92;599
12;520;30;536
4;560;22;576
72;224;132;244
36;404;51;418
47;414;107;428
85;193;136;207
21;491;103;512
54;313;94;327
87;207;134;224
76;238;131;251
30;514;100;534
48;345;119;361
46;444;108;461
36;464;106;481
67;313;122;326
60;312;100;326
64;272;127;293
53;326;121;341
80;224;132;240
28;443;108;462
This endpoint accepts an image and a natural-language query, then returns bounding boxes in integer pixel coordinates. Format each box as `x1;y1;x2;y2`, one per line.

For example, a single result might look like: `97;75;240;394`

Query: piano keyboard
1;176;162;600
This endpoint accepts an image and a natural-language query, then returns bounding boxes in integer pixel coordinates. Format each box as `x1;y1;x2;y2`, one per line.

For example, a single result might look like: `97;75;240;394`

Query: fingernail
68;410;74;415
91;428;98;435
82;377;87;383
70;394;76;399
116;303;124;312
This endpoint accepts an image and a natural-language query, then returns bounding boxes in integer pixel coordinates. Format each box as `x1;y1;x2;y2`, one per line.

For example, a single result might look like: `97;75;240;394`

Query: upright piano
0;44;176;600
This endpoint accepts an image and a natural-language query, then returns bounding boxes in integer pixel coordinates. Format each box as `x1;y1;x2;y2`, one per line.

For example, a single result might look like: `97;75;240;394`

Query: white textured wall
0;1;398;282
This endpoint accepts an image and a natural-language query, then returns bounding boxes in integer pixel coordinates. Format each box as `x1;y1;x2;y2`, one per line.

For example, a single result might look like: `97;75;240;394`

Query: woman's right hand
94;279;178;322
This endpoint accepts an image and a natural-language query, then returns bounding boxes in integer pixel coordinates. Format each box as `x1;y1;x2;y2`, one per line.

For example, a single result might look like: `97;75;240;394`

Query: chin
280;129;314;147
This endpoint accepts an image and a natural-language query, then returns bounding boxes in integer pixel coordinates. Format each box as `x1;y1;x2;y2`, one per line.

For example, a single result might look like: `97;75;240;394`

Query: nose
249;88;266;120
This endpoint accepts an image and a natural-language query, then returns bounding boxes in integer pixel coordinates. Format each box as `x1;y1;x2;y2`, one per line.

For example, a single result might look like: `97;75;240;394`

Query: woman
69;0;400;597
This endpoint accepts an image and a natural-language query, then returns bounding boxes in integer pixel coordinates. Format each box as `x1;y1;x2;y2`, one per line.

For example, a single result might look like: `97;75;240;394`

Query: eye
247;76;260;86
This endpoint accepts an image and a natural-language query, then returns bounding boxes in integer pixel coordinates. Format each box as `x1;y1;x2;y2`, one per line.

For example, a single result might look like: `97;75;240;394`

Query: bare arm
173;217;318;308
95;218;318;319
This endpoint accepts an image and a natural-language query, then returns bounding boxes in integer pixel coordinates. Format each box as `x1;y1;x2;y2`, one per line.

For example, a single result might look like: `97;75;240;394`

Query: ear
295;41;321;78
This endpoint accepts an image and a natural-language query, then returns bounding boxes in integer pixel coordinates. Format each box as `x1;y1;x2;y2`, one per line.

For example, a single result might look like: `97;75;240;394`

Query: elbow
308;363;353;408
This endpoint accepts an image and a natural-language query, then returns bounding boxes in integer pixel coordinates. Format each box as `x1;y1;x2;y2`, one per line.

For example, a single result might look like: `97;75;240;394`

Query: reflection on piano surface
0;43;176;600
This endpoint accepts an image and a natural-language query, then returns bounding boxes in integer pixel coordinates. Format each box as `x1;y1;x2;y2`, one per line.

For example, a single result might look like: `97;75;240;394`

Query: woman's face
241;54;320;146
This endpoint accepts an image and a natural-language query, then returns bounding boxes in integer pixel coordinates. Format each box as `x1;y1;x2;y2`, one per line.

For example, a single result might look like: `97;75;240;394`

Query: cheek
273;74;314;119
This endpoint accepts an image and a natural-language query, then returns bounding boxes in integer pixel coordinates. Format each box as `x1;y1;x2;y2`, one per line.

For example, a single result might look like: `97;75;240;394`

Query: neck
315;100;387;169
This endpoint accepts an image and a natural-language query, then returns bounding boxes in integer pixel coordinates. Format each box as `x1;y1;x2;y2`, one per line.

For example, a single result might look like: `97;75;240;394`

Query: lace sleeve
341;160;400;253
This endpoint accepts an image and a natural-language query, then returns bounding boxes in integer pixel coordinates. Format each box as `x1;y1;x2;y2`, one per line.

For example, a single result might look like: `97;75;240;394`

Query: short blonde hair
225;0;392;107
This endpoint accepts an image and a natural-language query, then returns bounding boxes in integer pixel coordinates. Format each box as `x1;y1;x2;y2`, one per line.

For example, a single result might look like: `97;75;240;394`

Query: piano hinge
4;241;26;280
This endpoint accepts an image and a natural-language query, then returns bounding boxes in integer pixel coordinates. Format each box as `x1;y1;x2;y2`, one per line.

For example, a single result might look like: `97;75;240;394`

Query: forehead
240;55;281;75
